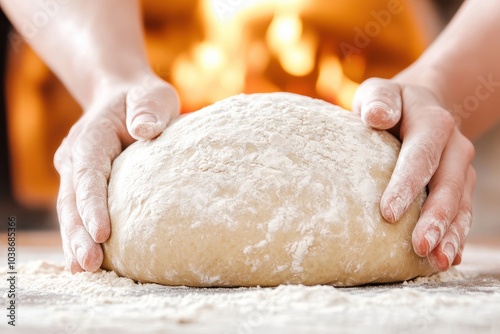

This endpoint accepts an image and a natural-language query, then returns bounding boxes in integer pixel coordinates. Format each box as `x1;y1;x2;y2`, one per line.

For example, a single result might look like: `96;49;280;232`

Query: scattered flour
2;260;499;333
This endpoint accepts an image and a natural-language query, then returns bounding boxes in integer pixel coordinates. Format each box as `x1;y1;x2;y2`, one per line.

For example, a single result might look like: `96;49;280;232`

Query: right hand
352;77;476;271
54;73;179;273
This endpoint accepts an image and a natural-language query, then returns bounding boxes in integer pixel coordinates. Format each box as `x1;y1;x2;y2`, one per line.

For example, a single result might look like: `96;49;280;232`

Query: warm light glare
172;56;197;89
337;76;360;110
316;55;344;98
266;14;303;52
173;1;365;110
341;53;367;83
279;37;315;77
248;41;270;72
194;42;226;72
220;66;245;93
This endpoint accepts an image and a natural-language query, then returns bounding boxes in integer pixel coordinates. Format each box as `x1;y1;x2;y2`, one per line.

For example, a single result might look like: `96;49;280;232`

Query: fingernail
454;248;463;265
76;248;85;267
442;242;456;268
365;101;391;114
388;196;406;222
424;228;440;255
88;222;99;242
133;114;157;126
130;114;162;140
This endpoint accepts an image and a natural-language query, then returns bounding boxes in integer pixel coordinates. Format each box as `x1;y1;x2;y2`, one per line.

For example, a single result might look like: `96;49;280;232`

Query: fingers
73;166;111;243
55;118;121;273
427;166;476;271
72;120;122;243
352;77;402;130
55;148;104;273
54;79;181;274
380;108;456;223
452;243;465;266
126;79;180;140
412;129;475;256
355;77;476;271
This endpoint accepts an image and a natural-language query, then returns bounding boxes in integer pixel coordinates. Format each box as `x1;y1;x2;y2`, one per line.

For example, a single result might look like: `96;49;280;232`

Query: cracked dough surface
102;92;435;287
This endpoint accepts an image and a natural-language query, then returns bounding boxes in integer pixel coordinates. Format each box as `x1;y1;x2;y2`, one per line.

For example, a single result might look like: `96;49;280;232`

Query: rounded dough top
102;92;435;287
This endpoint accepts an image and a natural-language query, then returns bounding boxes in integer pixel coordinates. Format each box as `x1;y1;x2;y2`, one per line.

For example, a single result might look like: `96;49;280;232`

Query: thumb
126;80;180;141
352;77;402;130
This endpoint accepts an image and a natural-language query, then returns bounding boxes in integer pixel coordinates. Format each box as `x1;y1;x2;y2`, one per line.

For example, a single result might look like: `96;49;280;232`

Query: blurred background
0;0;498;236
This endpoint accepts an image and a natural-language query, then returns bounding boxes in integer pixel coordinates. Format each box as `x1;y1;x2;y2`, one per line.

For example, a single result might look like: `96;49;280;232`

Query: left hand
54;75;179;273
352;77;476;271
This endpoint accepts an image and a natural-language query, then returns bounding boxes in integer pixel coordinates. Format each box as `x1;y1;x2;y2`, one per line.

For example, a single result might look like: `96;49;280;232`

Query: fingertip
412;228;428;257
77;245;104;272
126;80;179;141
428;242;455;272
94;228;111;244
361;101;401;130
380;194;394;223
87;205;111;243
128;114;166;141
381;204;395;223
380;195;406;223
416;224;442;257
87;246;104;272
352;77;402;129
67;257;84;274
428;251;450;272
452;251;462;266
88;221;110;244
78;198;111;243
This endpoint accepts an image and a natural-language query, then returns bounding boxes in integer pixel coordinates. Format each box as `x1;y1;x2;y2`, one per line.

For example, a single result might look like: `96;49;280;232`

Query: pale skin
1;0;499;274
353;0;500;270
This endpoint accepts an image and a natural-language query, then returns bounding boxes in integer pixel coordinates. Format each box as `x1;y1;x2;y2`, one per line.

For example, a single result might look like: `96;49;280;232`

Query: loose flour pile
2;256;499;334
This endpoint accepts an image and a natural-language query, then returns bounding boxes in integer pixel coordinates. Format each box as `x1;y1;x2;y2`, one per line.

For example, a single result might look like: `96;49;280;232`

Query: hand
352;77;476;271
54;73;179;273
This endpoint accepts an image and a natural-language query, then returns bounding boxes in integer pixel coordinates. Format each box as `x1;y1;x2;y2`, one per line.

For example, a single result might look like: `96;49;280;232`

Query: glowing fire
170;0;361;112
7;0;430;208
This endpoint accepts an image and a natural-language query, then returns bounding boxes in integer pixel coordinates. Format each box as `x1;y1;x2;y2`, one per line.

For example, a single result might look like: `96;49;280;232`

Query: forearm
396;0;500;140
1;0;150;109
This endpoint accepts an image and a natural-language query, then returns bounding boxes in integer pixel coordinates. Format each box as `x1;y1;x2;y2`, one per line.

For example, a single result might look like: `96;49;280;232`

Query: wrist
392;60;455;110
86;68;159;110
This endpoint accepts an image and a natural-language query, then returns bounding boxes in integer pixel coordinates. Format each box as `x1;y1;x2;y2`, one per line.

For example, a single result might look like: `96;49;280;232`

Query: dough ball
102;92;435;287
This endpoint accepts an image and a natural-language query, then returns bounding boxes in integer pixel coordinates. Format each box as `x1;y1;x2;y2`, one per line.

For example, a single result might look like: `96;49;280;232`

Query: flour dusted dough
102;93;435;287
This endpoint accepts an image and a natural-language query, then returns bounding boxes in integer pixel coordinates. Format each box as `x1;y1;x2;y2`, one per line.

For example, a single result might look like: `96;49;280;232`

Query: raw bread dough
102;92;435;287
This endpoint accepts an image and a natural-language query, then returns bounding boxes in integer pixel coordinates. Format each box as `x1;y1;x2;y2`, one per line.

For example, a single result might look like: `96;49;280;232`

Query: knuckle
65;224;80;241
58;211;82;240
441;177;464;205
76;196;93;222
457;205;473;236
413;138;440;177
75;172;109;205
449;224;461;243
74;165;107;186
354;78;385;100
439;110;456;133
460;204;473;225
462;136;476;162
73;166;92;186
427;111;454;146
56;192;73;213
432;208;452;225
362;77;386;87
53;139;70;172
